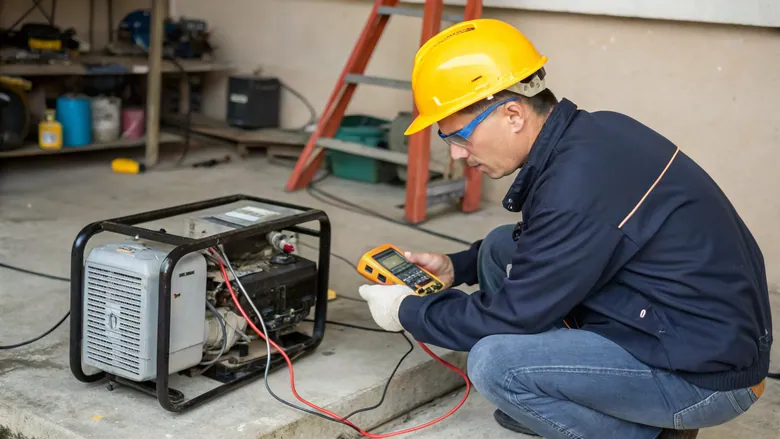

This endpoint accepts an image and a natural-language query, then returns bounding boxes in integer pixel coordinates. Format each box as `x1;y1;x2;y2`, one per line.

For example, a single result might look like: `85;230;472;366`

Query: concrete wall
4;0;779;288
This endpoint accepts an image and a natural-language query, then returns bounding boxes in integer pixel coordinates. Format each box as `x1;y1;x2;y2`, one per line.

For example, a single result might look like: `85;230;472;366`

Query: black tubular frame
69;194;331;413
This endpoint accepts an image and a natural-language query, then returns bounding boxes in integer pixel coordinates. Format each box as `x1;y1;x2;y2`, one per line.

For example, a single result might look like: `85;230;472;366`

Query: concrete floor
1;144;778;439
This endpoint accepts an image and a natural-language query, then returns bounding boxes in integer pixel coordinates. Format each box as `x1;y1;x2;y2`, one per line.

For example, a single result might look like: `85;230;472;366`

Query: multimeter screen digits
377;252;405;271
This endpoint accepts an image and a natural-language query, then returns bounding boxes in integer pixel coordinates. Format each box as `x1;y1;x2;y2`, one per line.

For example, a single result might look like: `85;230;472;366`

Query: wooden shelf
0;132;183;158
162;113;311;147
0;55;233;77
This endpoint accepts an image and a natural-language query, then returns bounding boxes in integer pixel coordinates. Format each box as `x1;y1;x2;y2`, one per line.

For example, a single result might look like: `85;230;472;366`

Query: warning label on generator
224;206;281;223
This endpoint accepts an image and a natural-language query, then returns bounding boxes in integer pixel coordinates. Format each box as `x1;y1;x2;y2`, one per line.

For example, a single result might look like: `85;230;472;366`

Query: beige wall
5;0;779;287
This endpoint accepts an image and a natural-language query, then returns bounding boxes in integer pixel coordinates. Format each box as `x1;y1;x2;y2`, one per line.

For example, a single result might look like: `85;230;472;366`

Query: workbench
0;0;233;164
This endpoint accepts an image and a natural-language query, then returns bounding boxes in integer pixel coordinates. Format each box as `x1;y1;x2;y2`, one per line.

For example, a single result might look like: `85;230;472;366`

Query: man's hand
404;252;455;289
358;284;415;332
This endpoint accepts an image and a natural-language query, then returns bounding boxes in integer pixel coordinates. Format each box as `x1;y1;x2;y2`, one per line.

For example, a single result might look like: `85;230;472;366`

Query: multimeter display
377;253;405;270
363;247;444;296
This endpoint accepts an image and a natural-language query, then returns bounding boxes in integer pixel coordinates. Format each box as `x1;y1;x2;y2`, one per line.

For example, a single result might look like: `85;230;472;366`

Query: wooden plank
0;55;232;77
234;129;310;147
0;132;183;158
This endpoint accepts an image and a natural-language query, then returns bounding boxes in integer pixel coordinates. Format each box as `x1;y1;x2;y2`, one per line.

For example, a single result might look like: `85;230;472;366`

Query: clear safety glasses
437;96;519;148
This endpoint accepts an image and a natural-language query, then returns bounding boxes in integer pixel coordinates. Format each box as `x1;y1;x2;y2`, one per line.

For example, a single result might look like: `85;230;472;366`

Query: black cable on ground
0;262;69;350
0;261;69;282
302;319;414;420
0;311;69;350
298;240;355;268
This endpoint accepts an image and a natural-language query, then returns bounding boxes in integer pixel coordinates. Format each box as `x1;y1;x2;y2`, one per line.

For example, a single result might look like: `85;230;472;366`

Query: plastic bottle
38;109;63;150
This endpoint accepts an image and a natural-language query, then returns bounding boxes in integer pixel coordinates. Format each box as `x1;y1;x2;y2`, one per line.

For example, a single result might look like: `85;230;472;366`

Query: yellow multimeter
357;244;445;296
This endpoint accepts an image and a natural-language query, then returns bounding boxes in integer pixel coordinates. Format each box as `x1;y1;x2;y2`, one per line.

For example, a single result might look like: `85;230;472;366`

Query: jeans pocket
673;390;752;429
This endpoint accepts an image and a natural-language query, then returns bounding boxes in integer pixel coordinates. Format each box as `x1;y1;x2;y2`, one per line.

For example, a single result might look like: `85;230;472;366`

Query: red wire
211;250;471;437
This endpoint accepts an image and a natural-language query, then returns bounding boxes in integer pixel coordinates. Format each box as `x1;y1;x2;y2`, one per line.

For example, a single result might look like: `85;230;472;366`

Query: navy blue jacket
398;98;772;391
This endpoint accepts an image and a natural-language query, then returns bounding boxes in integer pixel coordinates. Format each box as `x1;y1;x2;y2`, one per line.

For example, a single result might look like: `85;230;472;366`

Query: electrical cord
344;331;414;421
0;262;69;350
251;67;318;132
0;261;68;282
211;247;472;437
280;81;317;131
297;240;355;268
304;318;415;420
200;301;227;366
0;311;69;350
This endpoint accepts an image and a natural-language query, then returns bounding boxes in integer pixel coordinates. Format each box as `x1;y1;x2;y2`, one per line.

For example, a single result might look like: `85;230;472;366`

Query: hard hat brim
404;113;437;136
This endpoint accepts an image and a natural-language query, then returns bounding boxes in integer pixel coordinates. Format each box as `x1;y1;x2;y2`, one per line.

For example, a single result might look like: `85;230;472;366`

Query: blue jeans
468;224;760;439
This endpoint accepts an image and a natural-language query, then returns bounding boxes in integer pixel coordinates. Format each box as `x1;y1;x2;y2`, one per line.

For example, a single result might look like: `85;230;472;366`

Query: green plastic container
327;115;396;183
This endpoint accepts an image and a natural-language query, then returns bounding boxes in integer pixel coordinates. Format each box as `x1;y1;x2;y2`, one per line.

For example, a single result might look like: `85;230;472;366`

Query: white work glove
358;284;415;332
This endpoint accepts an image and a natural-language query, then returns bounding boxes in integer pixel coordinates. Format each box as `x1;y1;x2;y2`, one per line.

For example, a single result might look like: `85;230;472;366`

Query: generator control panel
358;244;444;296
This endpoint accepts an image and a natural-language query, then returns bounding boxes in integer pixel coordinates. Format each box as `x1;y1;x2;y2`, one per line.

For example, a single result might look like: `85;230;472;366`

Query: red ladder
284;0;483;224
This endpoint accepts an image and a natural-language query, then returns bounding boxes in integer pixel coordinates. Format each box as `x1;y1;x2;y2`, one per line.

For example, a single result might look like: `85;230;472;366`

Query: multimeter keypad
398;267;442;295
398;267;426;284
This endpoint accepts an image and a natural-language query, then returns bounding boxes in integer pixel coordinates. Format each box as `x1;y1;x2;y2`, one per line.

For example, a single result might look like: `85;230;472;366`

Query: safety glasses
437;96;519;148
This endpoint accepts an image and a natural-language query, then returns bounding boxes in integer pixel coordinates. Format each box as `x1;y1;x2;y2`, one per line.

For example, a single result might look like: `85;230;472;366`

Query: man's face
436;102;531;179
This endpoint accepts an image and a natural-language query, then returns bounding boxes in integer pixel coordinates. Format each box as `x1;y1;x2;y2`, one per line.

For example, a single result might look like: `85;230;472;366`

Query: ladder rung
377;6;463;22
426;178;466;207
345;74;411;90
317;137;409;165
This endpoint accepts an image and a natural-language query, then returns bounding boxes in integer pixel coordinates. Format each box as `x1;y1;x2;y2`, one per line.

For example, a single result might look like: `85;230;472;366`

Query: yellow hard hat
405;19;548;135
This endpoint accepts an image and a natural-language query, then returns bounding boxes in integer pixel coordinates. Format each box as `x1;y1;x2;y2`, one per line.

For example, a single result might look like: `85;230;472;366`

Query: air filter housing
82;241;206;382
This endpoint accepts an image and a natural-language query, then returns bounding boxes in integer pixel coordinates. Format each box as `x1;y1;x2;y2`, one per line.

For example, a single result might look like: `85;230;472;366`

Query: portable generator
69;195;330;412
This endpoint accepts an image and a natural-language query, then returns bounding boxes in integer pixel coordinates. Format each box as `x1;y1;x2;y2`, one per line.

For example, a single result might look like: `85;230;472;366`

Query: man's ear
505;102;525;133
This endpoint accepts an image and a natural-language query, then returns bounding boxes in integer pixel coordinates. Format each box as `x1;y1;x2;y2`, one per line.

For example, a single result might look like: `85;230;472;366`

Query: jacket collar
502;98;579;212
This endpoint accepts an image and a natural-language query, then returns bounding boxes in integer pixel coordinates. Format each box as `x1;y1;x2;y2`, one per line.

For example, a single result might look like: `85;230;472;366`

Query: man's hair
457;69;558;117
